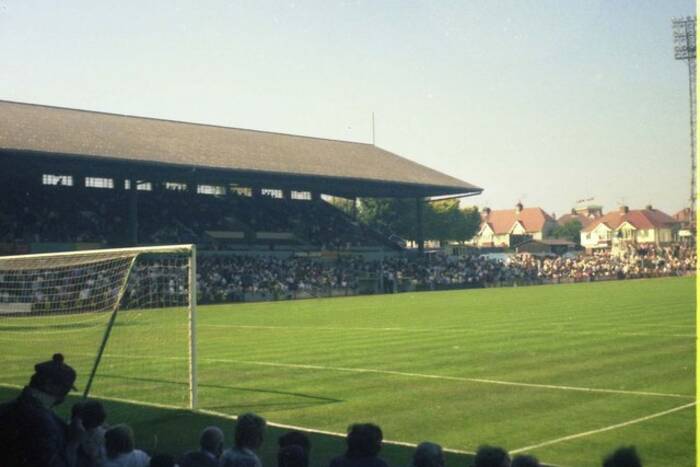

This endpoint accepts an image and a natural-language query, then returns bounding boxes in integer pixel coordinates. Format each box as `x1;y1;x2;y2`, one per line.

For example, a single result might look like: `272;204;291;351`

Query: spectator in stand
73;400;108;467
511;455;540;467
278;431;311;458
0;353;83;467
220;413;266;467
180;426;225;467
277;445;307;467
473;445;510;467
411;442;444;467
102;424;150;467
329;423;388;467
602;446;642;467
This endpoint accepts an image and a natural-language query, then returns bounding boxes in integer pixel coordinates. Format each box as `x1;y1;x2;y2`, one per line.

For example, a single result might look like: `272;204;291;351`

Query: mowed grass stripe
194;359;688;462
0;276;694;467
205;320;693;394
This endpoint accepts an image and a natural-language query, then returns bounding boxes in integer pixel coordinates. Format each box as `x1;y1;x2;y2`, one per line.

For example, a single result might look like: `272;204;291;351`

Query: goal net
0;244;197;409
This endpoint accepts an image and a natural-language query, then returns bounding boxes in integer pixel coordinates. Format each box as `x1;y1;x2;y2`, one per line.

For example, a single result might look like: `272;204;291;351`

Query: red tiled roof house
475;203;558;248
580;205;679;252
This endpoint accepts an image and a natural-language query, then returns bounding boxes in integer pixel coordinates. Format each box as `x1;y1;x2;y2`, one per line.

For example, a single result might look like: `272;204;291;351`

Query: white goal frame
0;244;198;409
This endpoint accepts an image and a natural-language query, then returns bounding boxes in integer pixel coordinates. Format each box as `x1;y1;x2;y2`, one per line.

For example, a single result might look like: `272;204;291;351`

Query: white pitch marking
47;351;696;400
509;401;697;454
205;358;696;400
199;324;696;339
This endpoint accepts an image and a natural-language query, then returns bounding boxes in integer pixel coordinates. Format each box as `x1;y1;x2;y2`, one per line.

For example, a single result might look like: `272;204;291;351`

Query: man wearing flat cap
0;353;84;467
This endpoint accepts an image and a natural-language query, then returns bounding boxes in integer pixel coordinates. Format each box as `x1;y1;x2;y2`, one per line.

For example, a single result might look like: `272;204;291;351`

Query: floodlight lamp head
672;16;697;60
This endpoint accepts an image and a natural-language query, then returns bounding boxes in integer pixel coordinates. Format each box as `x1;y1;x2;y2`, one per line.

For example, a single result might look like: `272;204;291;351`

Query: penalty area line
510;401;697;454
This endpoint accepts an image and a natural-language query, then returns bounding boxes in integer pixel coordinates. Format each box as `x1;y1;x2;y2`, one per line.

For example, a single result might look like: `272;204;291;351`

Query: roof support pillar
128;177;139;245
416;197;424;254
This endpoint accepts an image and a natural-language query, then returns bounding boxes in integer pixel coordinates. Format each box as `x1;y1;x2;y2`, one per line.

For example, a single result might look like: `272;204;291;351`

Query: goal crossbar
1;244;194;261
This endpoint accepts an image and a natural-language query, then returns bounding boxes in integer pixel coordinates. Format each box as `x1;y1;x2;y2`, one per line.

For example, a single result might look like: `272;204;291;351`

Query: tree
455;206;481;243
357;198;480;244
424;200;480;245
357;198;417;239
551;220;583;243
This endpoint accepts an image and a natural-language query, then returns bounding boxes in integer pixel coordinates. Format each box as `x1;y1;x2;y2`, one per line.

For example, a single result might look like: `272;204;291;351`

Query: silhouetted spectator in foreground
411;442;444;467
180;426;225;467
473;445;510;467
278;431;311;457
278;445;308;467
511;454;540;467
602;446;642;467
329;423;388;467
150;454;176;467
102;424;150;467
0;353;82;467
220;413;267;467
73;400;108;467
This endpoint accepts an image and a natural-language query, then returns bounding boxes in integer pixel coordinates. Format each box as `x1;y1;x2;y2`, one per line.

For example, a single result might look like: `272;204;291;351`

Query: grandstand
0;100;482;255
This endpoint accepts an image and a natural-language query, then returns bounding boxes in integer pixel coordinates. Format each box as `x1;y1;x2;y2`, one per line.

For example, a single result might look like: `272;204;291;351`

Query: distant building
475;203;558;248
557;205;603;228
580;205;679;252
673;208;693;240
673;207;692;226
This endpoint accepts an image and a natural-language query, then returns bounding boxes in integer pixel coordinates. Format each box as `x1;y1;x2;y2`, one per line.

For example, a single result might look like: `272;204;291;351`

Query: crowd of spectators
0;353;646;466
0;184;386;250
191;246;696;303
0;246;694;309
0;183;127;244
504;245;696;283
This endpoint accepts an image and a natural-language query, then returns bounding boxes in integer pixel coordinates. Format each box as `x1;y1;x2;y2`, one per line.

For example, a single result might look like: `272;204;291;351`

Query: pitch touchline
204;358;695;400
510;401;697;454
199;324;696;338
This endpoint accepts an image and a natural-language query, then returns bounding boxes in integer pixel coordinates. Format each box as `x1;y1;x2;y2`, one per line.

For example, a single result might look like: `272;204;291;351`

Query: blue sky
0;0;695;216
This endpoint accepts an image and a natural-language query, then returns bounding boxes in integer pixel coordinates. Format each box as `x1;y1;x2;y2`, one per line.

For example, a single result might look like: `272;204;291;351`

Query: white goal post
0;244;198;409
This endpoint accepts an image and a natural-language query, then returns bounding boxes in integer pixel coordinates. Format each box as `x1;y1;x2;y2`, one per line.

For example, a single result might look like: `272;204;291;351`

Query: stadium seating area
0;184;695;308
0;246;694;308
0;184;392;250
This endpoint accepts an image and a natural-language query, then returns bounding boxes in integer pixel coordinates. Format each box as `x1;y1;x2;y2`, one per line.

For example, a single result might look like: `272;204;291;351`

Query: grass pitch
0;276;695;467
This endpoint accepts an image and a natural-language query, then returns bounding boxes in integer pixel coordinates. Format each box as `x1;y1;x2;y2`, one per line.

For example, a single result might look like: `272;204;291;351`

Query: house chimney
619;205;629;214
571;208;576;215
645;204;653;210
516;202;523;212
